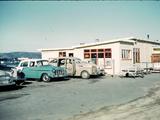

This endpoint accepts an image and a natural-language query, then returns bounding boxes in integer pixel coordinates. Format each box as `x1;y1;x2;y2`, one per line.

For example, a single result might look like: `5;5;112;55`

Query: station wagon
17;59;67;82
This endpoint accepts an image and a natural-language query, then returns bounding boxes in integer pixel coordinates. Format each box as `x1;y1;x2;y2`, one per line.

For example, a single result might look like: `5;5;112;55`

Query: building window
105;49;112;58
98;49;104;52
69;53;74;57
84;49;90;52
98;53;104;58
91;53;97;58
84;53;90;58
84;48;111;59
133;48;140;63
83;48;112;65
84;49;90;59
91;49;96;52
122;49;131;60
59;52;66;57
105;53;111;58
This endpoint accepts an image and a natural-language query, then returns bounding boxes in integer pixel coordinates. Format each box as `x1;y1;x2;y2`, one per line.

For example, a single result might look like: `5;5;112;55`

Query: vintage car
49;57;100;79
16;59;67;82
0;64;24;85
0;69;16;86
85;60;106;76
121;66;144;78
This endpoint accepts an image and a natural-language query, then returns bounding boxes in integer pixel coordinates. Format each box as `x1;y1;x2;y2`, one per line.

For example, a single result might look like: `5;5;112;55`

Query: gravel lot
0;74;160;120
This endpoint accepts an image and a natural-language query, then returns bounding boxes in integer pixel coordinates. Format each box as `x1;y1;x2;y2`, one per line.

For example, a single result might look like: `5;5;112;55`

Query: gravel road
0;74;160;120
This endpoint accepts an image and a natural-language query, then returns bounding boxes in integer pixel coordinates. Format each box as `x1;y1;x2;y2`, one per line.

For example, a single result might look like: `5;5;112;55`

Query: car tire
18;72;25;79
81;71;90;79
125;73;129;77
41;73;51;82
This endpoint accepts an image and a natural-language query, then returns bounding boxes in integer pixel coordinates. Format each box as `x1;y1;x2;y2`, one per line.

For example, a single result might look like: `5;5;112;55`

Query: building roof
73;37;135;49
131;38;160;45
38;47;74;52
38;37;160;51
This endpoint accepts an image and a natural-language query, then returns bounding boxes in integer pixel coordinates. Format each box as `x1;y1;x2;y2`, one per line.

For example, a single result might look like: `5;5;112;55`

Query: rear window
37;60;49;66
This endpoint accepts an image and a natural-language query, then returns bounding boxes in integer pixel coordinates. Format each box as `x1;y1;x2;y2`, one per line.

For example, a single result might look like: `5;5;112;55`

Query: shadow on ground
0;85;27;92
50;77;71;82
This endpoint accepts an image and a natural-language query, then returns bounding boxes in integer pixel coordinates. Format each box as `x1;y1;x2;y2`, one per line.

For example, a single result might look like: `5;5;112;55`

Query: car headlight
52;69;55;73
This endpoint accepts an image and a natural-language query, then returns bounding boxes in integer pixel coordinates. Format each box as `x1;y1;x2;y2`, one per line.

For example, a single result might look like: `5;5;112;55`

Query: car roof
20;59;48;62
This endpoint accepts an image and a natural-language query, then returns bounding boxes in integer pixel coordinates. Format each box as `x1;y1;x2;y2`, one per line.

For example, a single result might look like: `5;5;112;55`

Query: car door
18;61;29;71
26;61;38;78
66;58;74;76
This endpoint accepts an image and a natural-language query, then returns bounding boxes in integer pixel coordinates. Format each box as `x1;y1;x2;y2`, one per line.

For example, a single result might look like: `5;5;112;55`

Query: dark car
0;64;25;85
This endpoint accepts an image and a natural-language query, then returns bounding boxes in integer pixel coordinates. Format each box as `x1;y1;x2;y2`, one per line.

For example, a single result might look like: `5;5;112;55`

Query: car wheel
81;71;90;79
18;72;25;79
125;73;129;77
41;73;51;82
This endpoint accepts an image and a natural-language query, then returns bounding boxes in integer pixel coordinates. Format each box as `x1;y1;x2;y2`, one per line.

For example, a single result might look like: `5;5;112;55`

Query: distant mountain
0;52;41;59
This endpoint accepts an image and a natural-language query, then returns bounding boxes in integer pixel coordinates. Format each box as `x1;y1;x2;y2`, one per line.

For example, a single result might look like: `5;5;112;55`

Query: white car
0;70;16;86
121;67;144;78
49;57;100;79
0;64;25;86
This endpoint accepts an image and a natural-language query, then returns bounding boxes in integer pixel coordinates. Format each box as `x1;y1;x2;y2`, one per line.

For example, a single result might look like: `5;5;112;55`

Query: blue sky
0;1;160;52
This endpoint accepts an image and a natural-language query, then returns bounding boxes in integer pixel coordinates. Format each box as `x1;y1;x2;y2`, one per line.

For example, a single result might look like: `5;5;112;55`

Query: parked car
0;69;16;86
121;66;144;78
0;64;24;85
85;60;106;76
49;57;100;79
16;59;67;82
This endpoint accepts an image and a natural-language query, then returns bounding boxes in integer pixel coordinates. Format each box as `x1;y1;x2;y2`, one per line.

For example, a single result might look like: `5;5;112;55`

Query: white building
39;37;160;75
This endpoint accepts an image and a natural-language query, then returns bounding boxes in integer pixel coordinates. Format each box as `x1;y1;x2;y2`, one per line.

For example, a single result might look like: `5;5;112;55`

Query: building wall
42;51;59;59
119;41;159;70
74;42;121;75
134;41;153;63
119;43;134;73
42;50;74;59
73;49;84;60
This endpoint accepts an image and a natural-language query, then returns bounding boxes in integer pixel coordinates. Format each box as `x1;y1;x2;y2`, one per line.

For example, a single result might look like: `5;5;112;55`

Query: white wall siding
42;51;59;59
42;50;75;59
108;43;120;75
134;42;153;63
74;43;121;75
120;43;133;72
74;49;84;60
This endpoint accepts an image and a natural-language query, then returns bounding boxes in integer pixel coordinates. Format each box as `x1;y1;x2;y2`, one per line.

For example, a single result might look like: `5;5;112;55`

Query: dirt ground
0;74;160;120
67;80;160;120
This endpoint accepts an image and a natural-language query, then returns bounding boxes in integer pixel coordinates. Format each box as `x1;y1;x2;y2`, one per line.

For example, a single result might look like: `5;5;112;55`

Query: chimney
80;43;85;45
95;39;100;42
147;34;150;39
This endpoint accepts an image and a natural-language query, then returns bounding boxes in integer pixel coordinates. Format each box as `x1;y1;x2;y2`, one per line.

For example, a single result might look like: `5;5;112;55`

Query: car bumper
0;81;16;87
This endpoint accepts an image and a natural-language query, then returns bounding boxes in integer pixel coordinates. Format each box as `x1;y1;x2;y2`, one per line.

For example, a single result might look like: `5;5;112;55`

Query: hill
0;52;41;59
